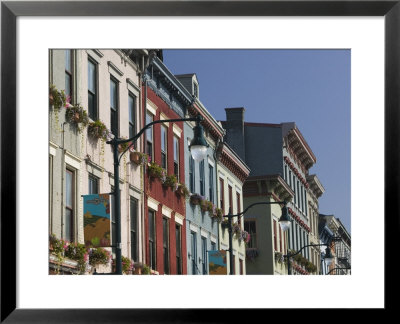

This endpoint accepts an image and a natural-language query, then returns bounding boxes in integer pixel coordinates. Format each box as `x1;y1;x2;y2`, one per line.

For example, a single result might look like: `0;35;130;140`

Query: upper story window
244;220;257;248
163;217;170;274
145;112;153;160
110;77;119;136
219;178;225;214
128;93;136;145
65;50;73;99
148;209;156;270
175;225;182;275
174;136;179;180
87;58;98;120
88;173;99;194
189;155;195;193
236;192;241;215
65;168;75;242
199;160;205;196
201;236;207;274
209;164;214;203
228;184;233;214
130;197;138;262
161;125;168;169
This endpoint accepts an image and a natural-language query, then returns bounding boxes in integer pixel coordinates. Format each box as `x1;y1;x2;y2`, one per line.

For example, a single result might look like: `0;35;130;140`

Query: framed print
1;0;397;322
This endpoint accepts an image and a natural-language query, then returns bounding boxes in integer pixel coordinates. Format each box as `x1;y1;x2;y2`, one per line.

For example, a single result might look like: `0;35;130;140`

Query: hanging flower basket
148;162;164;180
164;174;178;189
49;84;67;110
87;120;109;141
65;104;89;131
190;193;203;206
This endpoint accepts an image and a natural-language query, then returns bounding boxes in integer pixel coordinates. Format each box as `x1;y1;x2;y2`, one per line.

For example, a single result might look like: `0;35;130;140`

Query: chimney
224;107;246;160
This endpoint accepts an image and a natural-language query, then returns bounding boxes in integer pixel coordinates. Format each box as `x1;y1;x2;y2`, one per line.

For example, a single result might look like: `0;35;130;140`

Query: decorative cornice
218;143;250;183
306;174;325;198
285;126;316;170
188;105;225;140
243;174;294;203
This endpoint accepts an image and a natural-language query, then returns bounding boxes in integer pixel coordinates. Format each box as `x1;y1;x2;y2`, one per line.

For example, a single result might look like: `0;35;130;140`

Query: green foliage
177;183;190;198
164;174;178;188
49;84;67;110
88;120;109;141
121;256;134;274
89;247;111;267
148;162;165;179
141;264;151;275
64;242;88;274
65;104;89;131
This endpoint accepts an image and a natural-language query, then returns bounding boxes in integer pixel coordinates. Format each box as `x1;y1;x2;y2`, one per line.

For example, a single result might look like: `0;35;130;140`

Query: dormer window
193;82;199;98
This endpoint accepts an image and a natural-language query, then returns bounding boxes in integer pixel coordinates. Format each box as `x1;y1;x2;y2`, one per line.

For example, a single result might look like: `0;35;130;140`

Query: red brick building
141;60;194;274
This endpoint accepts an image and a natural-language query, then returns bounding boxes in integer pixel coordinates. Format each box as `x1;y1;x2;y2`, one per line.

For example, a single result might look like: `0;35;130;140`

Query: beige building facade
49;49;149;273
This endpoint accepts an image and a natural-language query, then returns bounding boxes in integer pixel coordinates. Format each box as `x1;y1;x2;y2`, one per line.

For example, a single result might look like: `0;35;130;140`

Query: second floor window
145;112;153;160
128;93;136;143
219;178;225;214
88;174;99;194
173;136;179;180
148;210;156;270
201;236;207;274
228;185;233;214
65;50;73;99
176;225;182;275
87;58;97;120
209;164;214;203
161;125;167;169
110;77;119;136
130;197;138;262
189;156;195;193
65;169;74;241
236;192;241;214
244;220;257;248
163;217;169;274
199;160;205;196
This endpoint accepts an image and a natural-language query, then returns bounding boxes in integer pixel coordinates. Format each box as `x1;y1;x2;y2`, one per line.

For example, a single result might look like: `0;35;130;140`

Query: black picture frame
1;0;396;322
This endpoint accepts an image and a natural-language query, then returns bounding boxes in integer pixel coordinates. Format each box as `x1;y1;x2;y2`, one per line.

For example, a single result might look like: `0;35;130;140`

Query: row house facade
319;214;351;275
306;174;325;274
49;49;252;275
175;73;226;275
222;108;319;275
49;49;151;273
216;142;250;275
141;56;193;275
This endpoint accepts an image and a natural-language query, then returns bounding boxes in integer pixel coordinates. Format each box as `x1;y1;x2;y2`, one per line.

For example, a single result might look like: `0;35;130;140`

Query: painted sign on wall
83;194;111;247
208;250;227;275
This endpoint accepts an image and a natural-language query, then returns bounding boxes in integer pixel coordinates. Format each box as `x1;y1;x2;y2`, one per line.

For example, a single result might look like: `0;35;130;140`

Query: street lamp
283;244;333;275
222;201;287;275
106;114;207;274
278;212;334;275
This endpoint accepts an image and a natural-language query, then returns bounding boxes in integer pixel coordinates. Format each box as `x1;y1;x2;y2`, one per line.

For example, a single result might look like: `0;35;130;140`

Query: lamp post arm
107;116;201;164
285;243;329;258
327;266;351;275
227;201;286;218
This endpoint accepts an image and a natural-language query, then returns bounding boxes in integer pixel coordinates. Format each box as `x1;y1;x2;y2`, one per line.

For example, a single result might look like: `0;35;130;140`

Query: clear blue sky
163;49;351;233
